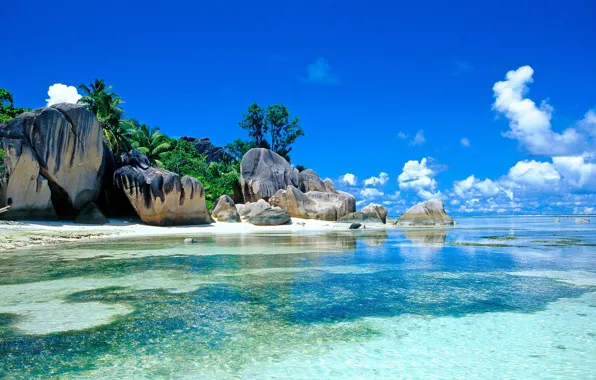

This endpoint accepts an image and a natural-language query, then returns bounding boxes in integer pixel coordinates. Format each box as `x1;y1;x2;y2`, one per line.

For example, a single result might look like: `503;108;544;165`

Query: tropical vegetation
0;82;306;207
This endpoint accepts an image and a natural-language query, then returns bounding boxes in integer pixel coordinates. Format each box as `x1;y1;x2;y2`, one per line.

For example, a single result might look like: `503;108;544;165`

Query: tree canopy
0;88;30;124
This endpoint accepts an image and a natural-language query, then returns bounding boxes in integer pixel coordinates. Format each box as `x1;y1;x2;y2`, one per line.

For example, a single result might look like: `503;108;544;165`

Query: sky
1;0;595;215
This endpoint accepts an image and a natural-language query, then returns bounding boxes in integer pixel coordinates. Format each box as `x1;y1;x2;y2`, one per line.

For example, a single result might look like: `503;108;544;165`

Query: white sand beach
0;218;385;251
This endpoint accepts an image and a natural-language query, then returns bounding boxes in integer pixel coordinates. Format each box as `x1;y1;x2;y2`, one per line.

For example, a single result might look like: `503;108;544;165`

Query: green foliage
78;79;134;157
236;103;304;162
128;120;172;167
0;88;31;124
161;140;240;210
295;164;308;172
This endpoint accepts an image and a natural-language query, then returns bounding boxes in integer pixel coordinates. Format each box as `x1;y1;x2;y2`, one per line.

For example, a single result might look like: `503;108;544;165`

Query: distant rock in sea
575;218;590;224
395;199;454;227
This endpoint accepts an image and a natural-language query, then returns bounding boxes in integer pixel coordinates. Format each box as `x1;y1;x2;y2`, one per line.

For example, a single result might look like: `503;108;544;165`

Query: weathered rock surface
240;148;299;203
248;207;291;226
0;104;105;220
238;199;271;219
396;199;454;227
269;185;356;221
211;195;240;222
323;179;336;193
337;212;384;224
299;169;326;193
114;150;213;226
575;218;590;224
181;136;232;164
361;203;388;224
74;202;108;225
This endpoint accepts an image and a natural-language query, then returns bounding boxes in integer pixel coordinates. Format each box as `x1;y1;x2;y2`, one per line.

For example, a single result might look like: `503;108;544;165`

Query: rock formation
240;148;299;202
395;199;454;227
0;104;105;220
211;195;240;222
269;185;356;221
337;212;384;224
361;203;388;224
114;149;213;226
181;136;231;164
74;202;108;224
238;199;272;219
248;207;291;226
299;169;326;192
575;218;590;224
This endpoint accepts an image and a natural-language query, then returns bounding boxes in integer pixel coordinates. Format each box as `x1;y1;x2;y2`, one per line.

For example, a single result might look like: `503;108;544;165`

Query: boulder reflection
402;230;447;247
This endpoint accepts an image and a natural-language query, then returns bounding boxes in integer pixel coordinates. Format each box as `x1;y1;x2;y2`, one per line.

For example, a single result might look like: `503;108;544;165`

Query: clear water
1;216;595;379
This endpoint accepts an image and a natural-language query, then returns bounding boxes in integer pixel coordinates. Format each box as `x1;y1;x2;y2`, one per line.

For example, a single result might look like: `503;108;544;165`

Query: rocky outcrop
74;202;108;224
248;207;291;226
323;179;336;193
337;212;384;224
211;195;240;222
238;199;271;219
181;136;231;164
269;185;356;221
114;150;213;226
361;203;388;224
575;218;590;224
240;148;299;203
0;104;105;220
299;169;326;193
395;199;454;227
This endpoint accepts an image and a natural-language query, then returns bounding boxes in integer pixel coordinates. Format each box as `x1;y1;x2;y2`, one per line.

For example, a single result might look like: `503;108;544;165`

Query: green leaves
235;103;304;162
0;88;31;124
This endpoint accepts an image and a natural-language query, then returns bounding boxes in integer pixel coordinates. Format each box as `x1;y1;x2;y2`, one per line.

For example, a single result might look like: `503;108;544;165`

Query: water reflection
402;230;447;246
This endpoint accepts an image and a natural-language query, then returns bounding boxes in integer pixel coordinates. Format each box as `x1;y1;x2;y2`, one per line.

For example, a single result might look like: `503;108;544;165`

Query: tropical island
0;83;452;249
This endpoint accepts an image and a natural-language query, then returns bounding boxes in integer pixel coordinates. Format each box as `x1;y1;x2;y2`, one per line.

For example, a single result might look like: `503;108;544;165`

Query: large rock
74;202;108;225
248;207;291;226
211;195;240;222
323;179;336;193
396;199;454;227
238;199;271;218
240;148;299;203
114;150;213;226
269;185;356;221
0;104;105;220
181;136;231;164
361;203;388;224
299;169;326;193
337;212;384;224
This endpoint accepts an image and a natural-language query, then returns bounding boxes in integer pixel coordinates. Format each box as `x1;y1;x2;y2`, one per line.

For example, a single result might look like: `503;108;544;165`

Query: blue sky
2;0;595;215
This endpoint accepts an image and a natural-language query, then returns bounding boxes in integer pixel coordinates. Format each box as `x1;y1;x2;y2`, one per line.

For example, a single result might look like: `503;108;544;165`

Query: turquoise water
1;216;595;379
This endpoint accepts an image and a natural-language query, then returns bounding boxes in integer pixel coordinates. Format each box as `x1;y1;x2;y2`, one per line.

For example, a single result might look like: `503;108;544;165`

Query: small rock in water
575;218;590;224
184;238;198;244
552;218;560;223
349;223;362;230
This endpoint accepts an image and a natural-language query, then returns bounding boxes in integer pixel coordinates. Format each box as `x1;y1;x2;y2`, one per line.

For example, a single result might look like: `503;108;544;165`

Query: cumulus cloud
360;188;384;198
364;172;389;186
492;65;583;156
46;83;82;106
409;130;426;146
454;175;503;199
340;173;357;186
506;160;561;189
552;154;596;190
398;158;442;199
397;131;408;139
579;110;596;136
301;57;339;85
460;137;471;147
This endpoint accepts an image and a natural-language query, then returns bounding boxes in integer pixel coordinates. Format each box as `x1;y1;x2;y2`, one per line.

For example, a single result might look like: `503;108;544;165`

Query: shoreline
0;218;389;251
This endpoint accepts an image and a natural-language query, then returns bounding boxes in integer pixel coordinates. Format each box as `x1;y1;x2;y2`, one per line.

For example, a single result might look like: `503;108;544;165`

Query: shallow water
1;216;595;379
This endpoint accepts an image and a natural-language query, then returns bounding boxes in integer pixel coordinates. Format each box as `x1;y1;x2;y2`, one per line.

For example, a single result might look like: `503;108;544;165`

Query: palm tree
130;122;172;167
78;79;133;157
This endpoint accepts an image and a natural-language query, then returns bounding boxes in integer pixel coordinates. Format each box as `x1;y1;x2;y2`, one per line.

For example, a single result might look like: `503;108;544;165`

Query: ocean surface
1;216;595;379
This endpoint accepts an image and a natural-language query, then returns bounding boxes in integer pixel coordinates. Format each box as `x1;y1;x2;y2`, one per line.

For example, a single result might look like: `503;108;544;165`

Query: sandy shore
0;218;381;251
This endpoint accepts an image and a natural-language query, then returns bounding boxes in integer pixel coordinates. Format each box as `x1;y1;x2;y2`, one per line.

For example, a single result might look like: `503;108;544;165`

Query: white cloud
340;173;357;186
364;172;389;186
46;83;82;106
460;137;471;147
398;158;441;199
360;188;384;198
397;131;408;139
301;57;339;85
410;130;426;146
579;110;596;136
552;154;596;190
492;65;583;156
506;160;561;189
454;175;502;199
